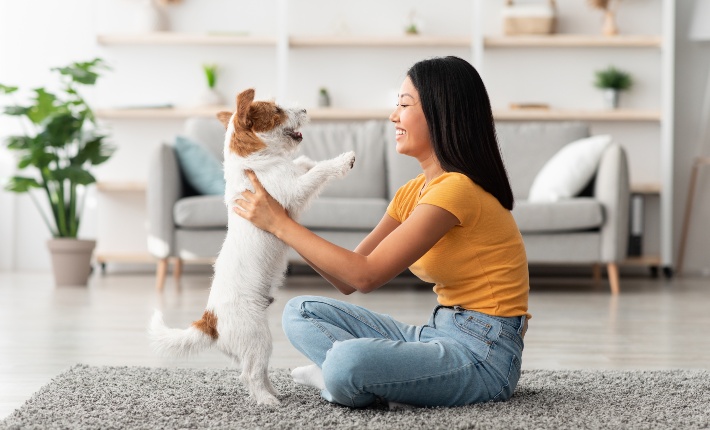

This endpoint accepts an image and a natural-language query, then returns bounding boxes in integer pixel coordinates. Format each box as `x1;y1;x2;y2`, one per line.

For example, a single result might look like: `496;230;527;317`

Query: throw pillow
527;134;612;203
173;135;225;195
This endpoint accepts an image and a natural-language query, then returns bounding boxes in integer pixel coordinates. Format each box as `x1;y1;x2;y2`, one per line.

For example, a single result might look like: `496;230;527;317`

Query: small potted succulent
0;58;114;286
594;66;633;109
199;63;224;106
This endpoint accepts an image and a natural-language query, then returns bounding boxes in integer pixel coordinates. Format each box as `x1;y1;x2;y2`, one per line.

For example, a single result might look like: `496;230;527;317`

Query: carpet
2;365;709;430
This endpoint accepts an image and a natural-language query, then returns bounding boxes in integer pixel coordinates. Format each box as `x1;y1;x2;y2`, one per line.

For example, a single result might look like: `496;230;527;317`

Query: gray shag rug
2;365;709;430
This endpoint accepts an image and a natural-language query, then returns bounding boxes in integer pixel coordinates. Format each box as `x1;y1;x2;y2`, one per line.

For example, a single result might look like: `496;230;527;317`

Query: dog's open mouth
285;129;303;142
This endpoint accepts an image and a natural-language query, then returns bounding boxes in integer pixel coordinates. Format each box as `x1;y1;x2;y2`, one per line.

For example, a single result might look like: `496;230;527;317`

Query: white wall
0;0;708;274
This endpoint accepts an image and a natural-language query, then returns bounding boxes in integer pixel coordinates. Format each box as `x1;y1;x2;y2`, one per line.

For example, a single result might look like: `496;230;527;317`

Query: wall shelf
96;107;661;122
290;35;471;48
96;181;147;192
484;34;662;48
97;32;277;46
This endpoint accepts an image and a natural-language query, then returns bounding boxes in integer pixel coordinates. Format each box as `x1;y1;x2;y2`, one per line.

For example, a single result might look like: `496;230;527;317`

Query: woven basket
502;0;557;35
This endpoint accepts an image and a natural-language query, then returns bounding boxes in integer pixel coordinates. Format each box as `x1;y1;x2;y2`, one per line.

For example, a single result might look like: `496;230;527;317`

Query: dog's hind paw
255;393;280;406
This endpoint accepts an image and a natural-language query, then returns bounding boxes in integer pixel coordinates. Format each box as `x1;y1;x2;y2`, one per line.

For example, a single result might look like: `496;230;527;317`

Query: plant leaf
25;88;63;124
5;135;34;151
3;105;31;116
0;84;18;95
53;58;109;86
52;166;96;185
39;112;83;147
75;136;114;166
4;176;42;193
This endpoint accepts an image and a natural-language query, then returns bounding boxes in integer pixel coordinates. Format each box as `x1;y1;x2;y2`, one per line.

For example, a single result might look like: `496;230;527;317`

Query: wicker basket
502;0;557;36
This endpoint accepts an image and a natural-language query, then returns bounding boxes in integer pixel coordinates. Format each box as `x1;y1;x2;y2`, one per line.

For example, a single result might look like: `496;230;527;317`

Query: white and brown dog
149;88;355;405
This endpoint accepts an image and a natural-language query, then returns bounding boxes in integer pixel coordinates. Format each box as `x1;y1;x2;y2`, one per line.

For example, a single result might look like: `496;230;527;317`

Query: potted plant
594;65;632;109
199;63;224;106
318;87;331;108
0;58;114;286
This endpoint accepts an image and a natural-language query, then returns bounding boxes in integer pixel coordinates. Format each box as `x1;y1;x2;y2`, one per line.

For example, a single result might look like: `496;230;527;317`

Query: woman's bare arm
296;214;401;294
234;171;458;293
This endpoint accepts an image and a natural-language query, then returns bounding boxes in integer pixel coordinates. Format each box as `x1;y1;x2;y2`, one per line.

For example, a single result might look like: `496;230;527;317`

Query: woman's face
389;76;433;161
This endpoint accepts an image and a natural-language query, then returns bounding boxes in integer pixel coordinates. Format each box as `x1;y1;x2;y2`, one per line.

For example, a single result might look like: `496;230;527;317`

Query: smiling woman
233;56;530;409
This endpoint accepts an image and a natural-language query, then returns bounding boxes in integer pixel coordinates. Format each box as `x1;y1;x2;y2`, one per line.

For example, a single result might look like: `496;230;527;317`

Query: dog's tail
149;309;219;358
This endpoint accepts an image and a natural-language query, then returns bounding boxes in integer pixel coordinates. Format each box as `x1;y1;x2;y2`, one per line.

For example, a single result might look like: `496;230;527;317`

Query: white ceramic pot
199;88;224;106
603;89;620;109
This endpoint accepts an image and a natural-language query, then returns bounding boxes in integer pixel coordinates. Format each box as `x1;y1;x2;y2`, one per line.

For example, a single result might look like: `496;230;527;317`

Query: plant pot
603;89;620;109
47;238;96;286
199;88;224;106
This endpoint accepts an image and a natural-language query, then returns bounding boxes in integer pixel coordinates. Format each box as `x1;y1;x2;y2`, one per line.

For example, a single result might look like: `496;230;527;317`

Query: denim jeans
282;295;527;408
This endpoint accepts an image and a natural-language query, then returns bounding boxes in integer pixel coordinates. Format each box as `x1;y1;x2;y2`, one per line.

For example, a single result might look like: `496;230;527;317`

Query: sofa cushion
183;117;226;160
513;198;604;233
298;121;388;199
298;197;388;230
528;135;612;202
174;195;225;228
173;136;225;196
496;122;590;200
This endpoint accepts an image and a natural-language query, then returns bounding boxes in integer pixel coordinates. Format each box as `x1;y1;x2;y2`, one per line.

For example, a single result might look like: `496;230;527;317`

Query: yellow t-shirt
386;172;530;319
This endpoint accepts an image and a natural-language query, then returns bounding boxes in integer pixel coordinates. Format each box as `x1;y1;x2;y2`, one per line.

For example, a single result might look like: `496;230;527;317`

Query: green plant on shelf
203;63;218;89
594;66;633;91
0;58;114;238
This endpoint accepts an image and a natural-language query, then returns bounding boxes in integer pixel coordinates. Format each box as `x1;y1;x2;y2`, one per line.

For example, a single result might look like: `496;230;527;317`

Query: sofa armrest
146;143;184;259
594;143;630;263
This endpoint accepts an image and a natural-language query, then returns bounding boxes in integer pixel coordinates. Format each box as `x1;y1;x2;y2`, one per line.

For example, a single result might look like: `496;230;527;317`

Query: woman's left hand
233;170;289;234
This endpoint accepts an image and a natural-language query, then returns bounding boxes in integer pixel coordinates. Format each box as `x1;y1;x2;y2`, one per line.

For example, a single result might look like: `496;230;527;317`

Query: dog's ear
236;89;255;129
216;111;232;129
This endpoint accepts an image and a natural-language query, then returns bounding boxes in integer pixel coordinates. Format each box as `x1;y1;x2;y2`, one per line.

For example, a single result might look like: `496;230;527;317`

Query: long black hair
407;56;514;210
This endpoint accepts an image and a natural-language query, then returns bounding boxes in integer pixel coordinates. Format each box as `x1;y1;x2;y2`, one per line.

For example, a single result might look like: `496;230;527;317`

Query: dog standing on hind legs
149;88;356;405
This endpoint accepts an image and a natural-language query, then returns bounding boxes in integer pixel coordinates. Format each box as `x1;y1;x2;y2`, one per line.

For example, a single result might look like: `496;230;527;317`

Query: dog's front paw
331;151;356;177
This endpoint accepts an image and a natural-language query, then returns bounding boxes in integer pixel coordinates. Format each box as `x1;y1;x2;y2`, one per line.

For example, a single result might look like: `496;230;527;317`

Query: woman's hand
233;170;290;235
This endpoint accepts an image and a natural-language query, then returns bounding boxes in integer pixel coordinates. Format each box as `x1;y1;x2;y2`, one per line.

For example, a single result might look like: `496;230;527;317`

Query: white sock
291;364;325;390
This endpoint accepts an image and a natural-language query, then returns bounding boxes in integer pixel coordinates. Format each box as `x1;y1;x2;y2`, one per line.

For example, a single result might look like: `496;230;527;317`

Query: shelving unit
94;0;674;273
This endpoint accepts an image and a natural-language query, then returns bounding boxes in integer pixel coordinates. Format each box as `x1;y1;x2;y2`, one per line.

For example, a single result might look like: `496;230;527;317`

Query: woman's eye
396;103;409;108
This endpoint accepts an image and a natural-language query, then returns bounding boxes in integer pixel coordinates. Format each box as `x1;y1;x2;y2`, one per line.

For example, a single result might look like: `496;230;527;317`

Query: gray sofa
147;118;629;293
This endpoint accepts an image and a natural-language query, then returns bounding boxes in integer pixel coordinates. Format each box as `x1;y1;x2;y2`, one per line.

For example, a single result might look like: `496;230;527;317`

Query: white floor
1;269;709;419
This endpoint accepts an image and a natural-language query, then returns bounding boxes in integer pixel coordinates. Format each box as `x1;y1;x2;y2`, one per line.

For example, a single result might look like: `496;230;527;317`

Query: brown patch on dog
216;111;232;128
192;310;219;340
228;89;288;157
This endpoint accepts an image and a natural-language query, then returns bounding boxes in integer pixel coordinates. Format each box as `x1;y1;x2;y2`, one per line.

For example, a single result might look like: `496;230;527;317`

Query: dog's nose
301;109;307;114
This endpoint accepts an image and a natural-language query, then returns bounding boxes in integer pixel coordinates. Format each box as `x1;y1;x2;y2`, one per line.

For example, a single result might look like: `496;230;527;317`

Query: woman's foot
291;364;325;390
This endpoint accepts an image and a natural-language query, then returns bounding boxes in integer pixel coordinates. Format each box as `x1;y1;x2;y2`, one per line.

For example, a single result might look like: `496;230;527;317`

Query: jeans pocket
452;312;493;360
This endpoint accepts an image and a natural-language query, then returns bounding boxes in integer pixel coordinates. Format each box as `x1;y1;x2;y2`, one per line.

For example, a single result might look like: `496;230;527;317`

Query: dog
149;88;355;405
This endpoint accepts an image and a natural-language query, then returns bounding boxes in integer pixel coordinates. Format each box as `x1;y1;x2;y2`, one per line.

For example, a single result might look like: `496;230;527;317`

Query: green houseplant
594;65;633;109
0;58;114;285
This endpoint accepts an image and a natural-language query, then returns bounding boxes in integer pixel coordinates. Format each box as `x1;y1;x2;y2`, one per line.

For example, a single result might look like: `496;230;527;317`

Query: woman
234;56;530;408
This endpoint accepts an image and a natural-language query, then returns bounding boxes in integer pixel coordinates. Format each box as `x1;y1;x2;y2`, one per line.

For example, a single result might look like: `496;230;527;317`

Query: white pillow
527;135;612;203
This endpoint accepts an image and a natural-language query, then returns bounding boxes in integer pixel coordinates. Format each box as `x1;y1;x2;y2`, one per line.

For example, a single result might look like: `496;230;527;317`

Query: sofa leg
173;258;183;282
592;264;602;283
156;258;168;291
607;262;620;295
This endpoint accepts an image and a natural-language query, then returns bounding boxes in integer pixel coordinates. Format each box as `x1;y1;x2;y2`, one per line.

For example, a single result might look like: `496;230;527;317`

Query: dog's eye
275;107;283;114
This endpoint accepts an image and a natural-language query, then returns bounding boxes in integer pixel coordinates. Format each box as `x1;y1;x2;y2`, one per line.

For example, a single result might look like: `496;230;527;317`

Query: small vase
199;88;224;106
134;0;168;32
47;238;96;286
602;10;618;36
603;89;620;109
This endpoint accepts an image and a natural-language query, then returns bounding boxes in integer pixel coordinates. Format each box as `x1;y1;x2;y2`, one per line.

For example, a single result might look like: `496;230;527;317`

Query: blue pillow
173;135;225;195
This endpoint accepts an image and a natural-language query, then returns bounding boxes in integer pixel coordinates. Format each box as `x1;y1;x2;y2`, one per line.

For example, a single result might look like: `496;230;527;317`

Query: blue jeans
282;295;527;408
